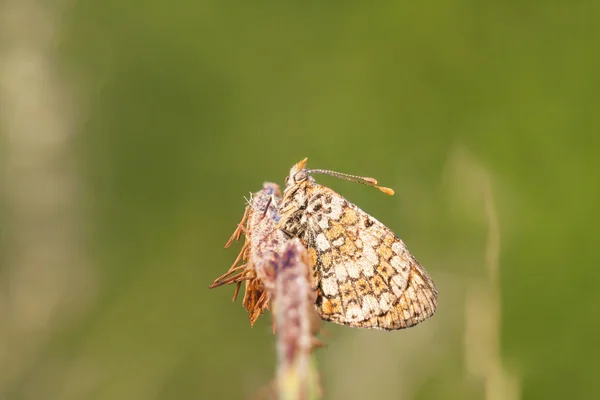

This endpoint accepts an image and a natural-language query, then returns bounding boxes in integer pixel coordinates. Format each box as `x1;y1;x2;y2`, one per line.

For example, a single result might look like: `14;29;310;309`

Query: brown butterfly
277;158;437;330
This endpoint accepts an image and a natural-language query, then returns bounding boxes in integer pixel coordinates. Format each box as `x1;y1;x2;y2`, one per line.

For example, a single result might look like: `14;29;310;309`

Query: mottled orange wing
279;159;437;330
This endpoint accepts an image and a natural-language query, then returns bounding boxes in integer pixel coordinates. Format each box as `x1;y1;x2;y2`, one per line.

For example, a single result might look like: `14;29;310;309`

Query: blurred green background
1;1;598;399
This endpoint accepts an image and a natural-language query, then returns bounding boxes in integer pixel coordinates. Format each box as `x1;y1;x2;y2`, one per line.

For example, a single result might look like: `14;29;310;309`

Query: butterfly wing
301;185;438;330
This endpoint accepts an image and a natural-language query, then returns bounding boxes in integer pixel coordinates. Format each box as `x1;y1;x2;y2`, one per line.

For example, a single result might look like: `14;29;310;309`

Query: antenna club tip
378;186;395;196
363;177;378;185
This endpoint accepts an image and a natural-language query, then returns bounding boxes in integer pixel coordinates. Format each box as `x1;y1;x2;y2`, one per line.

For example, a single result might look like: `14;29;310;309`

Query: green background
2;1;598;399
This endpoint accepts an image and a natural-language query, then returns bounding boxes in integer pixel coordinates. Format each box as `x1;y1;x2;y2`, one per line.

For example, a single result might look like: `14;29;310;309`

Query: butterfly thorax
279;176;313;238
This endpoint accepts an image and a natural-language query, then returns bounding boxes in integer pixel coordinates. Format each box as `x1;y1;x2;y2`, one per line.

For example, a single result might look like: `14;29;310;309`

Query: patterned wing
302;185;437;330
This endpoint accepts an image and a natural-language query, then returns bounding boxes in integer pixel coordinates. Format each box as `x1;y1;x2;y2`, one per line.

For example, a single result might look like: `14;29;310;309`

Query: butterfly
277;158;437;330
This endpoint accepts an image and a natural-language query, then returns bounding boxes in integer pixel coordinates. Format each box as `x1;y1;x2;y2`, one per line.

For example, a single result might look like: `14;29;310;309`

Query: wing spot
355;278;371;297
377;245;394;260
383;234;396;247
390;255;408;272
345;302;362;321
379;292;394;312
321;277;339;296
332;236;345;247
315;233;331;251
325;224;345;241
340;240;357;255
319;251;332;271
340;209;359;225
334;264;348;282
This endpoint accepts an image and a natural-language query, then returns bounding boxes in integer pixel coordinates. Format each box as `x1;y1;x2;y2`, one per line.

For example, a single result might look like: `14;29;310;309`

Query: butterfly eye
294;170;308;182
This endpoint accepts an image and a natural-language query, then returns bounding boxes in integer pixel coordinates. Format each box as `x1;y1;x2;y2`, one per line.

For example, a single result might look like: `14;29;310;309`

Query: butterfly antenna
307;169;395;195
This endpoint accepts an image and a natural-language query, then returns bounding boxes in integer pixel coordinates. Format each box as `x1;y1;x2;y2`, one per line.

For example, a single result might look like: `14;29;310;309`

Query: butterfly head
285;157;309;186
283;157;313;200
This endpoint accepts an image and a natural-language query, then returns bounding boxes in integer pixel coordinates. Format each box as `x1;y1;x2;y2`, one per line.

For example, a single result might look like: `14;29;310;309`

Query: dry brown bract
210;182;287;325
